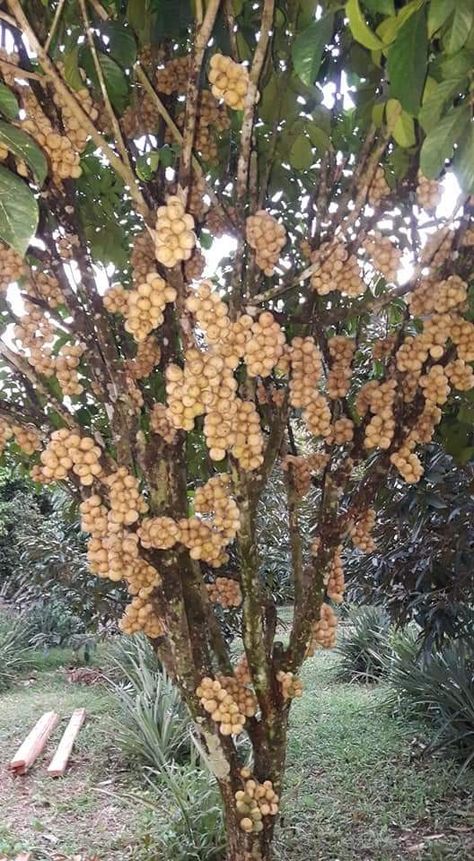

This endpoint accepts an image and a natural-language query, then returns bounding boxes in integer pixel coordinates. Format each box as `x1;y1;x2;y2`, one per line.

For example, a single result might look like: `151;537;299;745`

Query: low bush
0;610;33;691
387;632;474;768
105;633;191;771
333;605;392;683
142;761;225;861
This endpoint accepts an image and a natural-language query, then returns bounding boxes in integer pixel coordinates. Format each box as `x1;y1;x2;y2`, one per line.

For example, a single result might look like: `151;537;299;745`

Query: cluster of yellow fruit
419;364;450;406
195;474;240;541
303;392;332;438
185;248;206;281
310;240;365;297
416;172;441;211
0;419;41;456
119;590;166;638
0;242;24;292
288;336;322;408
234;653;251;685
362;379;397;451
196;676;247;736
367;165;390;206
231;399;265;470
277;670;303;701
150;403;177;443
131;230;156;282
21;88;81;180
103;283;129;315
246;211;286;276
390;443;424;484
155;196;196;267
327;335;355;399
372;334;396;360
363;231;401;282
122;90;160;137
327;417;354;445
218;674;257;717
244;312;286;377
349;508;376;553
56;233;80;261
421;227;453;271
126;336;161;380
307;603;338;654
55;343;84;396
283;453;328;495
235;771;279;834
155;55;191;95
33;430;103;486
206;576;242;608
13;302;55;377
124;272;177;342
446;358;474;391
205;205;238;238
208;53;250;110
325;546;345;604
30;271;63;308
138;515;180;549
409;275;467;317
166;349;227;430
105;466;148;528
52;81;98;154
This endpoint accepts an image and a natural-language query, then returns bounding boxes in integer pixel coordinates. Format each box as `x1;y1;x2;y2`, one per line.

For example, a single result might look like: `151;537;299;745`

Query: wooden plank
9;711;59;774
47;708;86;777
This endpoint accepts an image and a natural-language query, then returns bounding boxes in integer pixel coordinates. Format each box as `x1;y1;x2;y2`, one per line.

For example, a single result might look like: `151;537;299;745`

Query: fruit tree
0;1;472;858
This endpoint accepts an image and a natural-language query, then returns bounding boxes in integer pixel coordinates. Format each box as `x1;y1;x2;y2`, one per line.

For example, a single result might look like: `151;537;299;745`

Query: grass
0;644;473;860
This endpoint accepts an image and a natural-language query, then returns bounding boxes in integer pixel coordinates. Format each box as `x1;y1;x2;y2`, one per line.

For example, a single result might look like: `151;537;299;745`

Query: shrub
0;610;33;691
105;633;191;771
334;605;392;683
387;634;474;768
142;762;225;861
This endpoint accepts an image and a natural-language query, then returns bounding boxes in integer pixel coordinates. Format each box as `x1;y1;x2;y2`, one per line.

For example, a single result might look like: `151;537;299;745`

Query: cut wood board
47;708;86;777
9;711;59;774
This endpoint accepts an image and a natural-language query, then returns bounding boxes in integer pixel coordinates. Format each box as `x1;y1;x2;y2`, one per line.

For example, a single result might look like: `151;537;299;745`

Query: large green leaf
292;13;334;86
362;0;395;15
420;102;470;178
80;49;129;113
0;166;38;255
62;47;83;91
101;21;137;68
386;99;415;148
453;124;474;194
428;0;455;36
0;84;18;120
445;1;474;55
387;6;428;116
126;0;152;43
289;135;313;170
418;77;464;132
0;121;48;186
346;0;383;50
440;47;474;77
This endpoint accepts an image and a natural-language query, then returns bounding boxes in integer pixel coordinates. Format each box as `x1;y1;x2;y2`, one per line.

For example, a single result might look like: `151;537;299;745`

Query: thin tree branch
44;0;68;54
5;0;150;219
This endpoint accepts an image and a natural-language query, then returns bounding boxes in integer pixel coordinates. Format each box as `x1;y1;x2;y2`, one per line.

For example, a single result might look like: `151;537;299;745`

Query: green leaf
371;102;385;127
0;166;39;255
446;2;474;54
101;22;137;68
387;6;428;116
62;48;84;91
346;0;383;50
420;102;470;178
453;124;474;194
362;0;395;15
80;49;129;113
428;0;455;36
127;0;151;43
440;47;474;77
306;122;331;152
386;100;415;147
0;121;48;186
0;84;18;120
418;77;464;132
292;13;334;86
289;134;313;170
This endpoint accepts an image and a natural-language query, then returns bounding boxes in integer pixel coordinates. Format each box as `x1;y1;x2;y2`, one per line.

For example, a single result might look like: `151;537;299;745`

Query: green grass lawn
0;647;472;860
